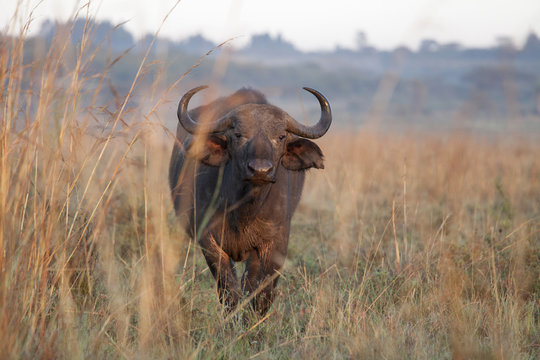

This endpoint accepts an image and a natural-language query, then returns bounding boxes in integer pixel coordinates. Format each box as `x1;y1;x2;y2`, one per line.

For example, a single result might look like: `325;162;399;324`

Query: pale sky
3;0;540;51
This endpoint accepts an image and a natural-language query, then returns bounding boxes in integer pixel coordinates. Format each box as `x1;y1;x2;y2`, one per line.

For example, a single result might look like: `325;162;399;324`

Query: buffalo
169;86;332;315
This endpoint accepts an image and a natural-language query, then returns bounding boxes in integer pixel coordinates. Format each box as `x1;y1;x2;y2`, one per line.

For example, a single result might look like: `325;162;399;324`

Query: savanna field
1;20;539;360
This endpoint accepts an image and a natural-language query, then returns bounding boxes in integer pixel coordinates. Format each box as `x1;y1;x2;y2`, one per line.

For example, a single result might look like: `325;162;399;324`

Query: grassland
1;15;539;360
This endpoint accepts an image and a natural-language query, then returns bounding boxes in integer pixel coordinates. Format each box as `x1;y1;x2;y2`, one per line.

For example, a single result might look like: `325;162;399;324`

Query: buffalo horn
177;86;234;134
286;87;332;139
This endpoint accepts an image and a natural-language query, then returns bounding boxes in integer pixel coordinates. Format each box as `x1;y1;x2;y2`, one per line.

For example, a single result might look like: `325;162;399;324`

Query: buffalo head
177;86;332;185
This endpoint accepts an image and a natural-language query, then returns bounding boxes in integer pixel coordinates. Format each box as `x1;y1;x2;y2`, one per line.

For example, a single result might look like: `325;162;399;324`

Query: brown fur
169;88;329;315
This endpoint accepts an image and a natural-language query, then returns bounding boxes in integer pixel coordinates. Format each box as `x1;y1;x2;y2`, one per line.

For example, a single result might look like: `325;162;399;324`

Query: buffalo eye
279;134;287;141
235;132;242;138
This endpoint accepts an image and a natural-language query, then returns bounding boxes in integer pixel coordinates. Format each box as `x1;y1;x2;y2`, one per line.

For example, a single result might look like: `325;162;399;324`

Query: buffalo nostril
247;159;274;175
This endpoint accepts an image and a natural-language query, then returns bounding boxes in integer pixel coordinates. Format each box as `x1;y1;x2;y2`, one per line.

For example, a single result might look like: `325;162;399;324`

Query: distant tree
523;32;540;54
178;34;215;54
38;18;134;51
355;31;368;51
419;39;440;53
137;34;178;55
393;46;412;54
40;19;56;43
94;21;134;51
439;43;462;53
244;33;298;56
495;36;516;57
137;34;155;51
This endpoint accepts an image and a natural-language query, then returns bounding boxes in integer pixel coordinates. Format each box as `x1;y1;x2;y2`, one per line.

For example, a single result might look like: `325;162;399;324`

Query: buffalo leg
199;234;241;311
248;246;287;316
241;249;262;296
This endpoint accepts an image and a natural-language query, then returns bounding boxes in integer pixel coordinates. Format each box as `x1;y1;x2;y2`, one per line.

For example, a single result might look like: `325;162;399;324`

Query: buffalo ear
282;138;324;170
198;134;229;166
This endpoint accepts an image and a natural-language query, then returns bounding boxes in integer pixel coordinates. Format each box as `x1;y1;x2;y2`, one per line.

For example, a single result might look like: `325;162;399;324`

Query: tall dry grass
299;133;539;358
1;9;539;360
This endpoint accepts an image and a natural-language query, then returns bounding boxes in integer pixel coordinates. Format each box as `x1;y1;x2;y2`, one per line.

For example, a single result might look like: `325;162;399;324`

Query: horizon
6;16;540;54
3;0;540;51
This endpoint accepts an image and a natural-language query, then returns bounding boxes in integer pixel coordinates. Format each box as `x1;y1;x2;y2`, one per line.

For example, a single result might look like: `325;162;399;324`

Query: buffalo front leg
244;246;286;316
241;249;261;296
199;234;241;312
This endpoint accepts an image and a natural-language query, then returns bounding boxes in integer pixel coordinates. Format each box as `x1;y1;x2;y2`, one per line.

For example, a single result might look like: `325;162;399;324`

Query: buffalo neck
220;164;276;227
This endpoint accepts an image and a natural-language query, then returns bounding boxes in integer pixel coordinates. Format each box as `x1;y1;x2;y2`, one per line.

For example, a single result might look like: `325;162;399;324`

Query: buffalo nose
247;159;274;175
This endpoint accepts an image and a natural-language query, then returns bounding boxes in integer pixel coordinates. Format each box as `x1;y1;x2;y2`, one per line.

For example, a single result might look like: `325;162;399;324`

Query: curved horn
286;87;332;139
177;86;234;134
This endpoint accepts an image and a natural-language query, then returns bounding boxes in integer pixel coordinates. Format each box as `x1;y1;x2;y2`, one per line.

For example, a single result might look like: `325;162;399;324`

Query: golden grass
1;11;539;360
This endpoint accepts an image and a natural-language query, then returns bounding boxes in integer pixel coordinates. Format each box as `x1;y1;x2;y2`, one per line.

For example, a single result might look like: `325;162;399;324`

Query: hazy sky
3;0;540;50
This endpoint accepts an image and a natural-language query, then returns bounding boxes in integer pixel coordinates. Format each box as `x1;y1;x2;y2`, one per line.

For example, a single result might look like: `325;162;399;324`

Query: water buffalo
169;86;332;315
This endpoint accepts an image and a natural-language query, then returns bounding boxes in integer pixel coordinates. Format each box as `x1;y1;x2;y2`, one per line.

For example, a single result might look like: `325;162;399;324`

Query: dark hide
169;87;329;316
